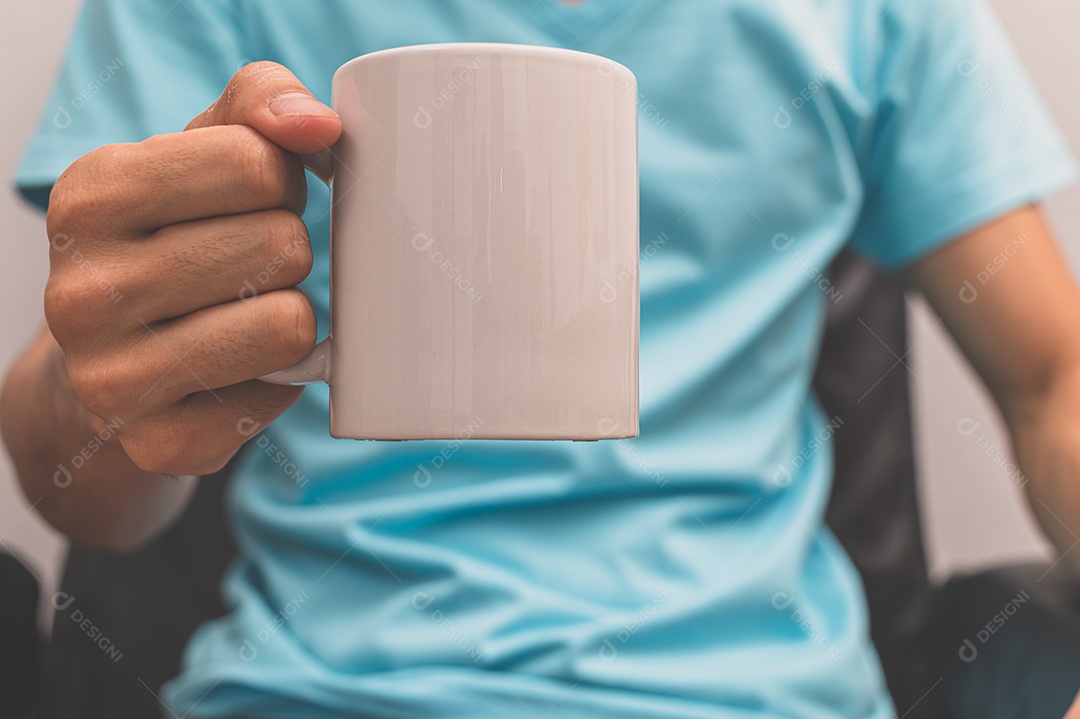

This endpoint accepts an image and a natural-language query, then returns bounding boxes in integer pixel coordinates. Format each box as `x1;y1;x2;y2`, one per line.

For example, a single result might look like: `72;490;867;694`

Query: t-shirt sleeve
850;0;1077;269
14;0;248;209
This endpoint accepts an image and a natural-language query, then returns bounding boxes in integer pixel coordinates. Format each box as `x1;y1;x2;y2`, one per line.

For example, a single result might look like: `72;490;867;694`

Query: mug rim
333;42;635;86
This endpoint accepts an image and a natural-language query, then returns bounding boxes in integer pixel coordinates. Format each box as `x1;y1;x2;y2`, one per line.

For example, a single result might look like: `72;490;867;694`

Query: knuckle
66;356;132;419
261;289;316;364
43;274;114;337
45;176;81;234
263;211;313;283
45;145;123;234
225;126;290;208
43;276;77;330
231;61;288;93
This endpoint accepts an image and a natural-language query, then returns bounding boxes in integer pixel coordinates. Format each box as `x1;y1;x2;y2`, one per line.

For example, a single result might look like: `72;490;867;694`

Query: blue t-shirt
18;1;1076;717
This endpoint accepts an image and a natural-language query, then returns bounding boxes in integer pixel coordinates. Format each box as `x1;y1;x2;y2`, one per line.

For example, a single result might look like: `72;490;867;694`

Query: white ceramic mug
261;43;639;441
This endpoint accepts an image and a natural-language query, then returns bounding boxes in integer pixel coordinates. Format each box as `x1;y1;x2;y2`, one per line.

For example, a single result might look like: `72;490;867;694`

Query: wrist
2;328;124;501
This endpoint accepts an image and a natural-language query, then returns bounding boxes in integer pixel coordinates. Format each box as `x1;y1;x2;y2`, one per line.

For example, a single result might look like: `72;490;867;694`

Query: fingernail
269;92;336;118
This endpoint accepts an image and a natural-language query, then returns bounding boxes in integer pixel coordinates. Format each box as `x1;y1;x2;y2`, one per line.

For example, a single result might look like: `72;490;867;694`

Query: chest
267;0;875;298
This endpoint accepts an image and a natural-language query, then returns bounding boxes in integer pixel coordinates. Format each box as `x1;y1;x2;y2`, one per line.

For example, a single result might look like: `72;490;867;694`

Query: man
3;0;1079;717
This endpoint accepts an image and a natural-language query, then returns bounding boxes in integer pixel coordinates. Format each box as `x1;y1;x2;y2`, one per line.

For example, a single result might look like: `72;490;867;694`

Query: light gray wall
0;1;82;624
0;1;1076;622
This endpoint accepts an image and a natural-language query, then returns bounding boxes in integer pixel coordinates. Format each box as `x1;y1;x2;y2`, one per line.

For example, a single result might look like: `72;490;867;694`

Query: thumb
186;61;341;155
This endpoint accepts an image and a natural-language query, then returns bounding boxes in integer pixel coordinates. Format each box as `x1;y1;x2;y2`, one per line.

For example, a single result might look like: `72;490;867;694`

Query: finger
49;126;308;234
186;61;342;156
120;379;304;476
67;289;316;417
135;288;317;403
128;209;313;321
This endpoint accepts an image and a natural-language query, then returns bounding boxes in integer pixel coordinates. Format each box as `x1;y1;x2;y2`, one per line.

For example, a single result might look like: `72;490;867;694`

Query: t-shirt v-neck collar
512;0;648;47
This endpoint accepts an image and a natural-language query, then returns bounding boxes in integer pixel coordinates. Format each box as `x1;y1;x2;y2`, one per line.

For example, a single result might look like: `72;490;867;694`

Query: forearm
0;326;195;551
1007;361;1080;570
905;207;1080;570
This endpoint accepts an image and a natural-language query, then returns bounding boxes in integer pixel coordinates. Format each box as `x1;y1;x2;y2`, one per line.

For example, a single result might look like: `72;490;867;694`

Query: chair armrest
930;562;1080;719
0;551;41;719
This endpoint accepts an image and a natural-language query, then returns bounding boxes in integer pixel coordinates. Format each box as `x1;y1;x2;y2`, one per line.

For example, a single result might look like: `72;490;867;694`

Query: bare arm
1;326;196;550
0;62;341;551
907;205;1080;567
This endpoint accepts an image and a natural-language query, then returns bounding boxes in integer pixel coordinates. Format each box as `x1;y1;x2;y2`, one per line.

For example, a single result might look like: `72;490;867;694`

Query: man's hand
0;62;340;549
44;62;340;476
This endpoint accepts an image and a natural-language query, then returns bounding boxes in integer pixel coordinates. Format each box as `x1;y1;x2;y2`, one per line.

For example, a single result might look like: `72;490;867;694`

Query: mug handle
258;148;335;387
